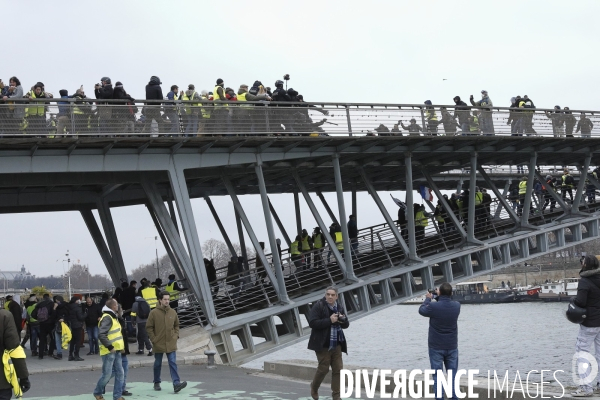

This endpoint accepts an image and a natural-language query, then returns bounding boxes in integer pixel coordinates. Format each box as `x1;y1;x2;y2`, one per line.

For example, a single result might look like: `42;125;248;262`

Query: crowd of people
0;273;188;398
0;75;329;137
0;77;595;138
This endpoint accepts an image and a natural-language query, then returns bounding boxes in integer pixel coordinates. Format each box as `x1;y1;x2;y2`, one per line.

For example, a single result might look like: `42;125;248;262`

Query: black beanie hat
59;89;68;96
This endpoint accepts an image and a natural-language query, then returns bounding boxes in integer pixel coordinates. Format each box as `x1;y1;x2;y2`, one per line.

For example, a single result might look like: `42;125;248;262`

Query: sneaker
154;382;161;391
572;388;593;397
148;351;153;356
86;352;94;356
52;354;62;360
135;350;144;355
174;381;187;393
121;390;132;396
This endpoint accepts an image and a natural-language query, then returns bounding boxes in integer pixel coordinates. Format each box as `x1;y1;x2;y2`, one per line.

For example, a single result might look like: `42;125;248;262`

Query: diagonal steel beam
222;176;286;301
145;203;184;281
292;170;348;277
97;199;128;283
521;152;538;224
316;191;339;226
80;208;120;286
477;167;520;224
422;170;467;238
573;154;592;210
333;155;357;281
204;196;237;258
268;197;292;247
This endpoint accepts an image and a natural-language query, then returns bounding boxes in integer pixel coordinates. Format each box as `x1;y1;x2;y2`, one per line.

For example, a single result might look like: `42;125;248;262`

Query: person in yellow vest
141;281;159;309
0;309;29;398
414;204;431;247
212;78;228;133
301;229;313;270
93;299;124;400
469;111;480;134
165;274;187;310
26;83;47;136
474;186;485;232
518;176;529;217
424;100;438;136
182;84;201;136
290;235;303;271
312;227;325;268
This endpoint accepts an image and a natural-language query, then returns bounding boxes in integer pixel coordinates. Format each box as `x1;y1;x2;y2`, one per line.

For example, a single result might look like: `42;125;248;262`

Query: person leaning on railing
1;76;24;135
94;77;114;135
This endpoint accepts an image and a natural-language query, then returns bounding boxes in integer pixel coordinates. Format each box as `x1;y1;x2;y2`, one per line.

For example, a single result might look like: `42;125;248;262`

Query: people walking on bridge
415;204;431;247
453;96;470;134
469;90;494;135
301;229;314;270
542;175;557;212
112;81;136;135
291;235;303;270
93;299;124;400
26;83;48;136
418;282;460;400
507;96;524;136
433;199;449;234
2;76;24;135
438;107;458;135
132;295;153;356
347;215;358;254
147;291;187;393
308;286;349;400
212;78;229;134
400;118;422;135
522;95;536;134
576;113;594;138
468;111;480;134
0;307;30;399
517;176;532;217
165;85;181;135
564;107;576;138
585;178;596;204
424;100;438;135
312;227;325;268
165;274;187;310
142;76;164;134
545;106;565;137
571;255;600;397
562;169;575;204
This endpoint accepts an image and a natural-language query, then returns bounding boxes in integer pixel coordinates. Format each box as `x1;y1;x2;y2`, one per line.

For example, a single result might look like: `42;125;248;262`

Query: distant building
1;265;35;282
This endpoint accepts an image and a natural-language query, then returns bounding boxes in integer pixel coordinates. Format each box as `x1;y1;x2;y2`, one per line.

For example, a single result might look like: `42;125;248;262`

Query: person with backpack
21;295;39;356
562;169;575;203
131;296;152;356
31;293;54;360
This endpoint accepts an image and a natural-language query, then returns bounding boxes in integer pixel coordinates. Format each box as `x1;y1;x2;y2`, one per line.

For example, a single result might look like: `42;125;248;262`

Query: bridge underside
2;135;600;364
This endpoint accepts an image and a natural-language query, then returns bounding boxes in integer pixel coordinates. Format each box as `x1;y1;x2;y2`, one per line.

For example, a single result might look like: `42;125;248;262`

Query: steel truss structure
1;134;600;364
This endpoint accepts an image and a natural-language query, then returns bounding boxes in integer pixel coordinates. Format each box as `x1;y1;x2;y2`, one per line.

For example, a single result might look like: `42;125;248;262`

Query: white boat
538;278;579;302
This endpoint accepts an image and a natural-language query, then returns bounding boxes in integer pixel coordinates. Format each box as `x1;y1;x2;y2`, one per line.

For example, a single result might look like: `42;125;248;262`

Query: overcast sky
2;0;598;278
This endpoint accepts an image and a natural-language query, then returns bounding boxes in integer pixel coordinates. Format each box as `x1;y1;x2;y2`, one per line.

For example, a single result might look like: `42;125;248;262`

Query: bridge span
2;101;600;364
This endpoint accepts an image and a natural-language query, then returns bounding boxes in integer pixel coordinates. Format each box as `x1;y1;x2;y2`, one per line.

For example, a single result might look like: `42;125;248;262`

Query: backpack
137;300;150;320
36;304;49;323
566;175;574;185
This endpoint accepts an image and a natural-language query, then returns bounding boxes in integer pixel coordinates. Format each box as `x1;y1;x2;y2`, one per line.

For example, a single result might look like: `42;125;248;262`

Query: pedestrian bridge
1;101;600;365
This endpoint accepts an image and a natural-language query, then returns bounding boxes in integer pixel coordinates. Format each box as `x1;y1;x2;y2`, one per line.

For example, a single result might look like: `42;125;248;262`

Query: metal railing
191;187;599;320
0;98;598;138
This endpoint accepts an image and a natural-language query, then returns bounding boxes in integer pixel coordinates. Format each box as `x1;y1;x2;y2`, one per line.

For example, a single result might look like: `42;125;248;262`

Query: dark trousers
137;322;152;351
39;323;53;358
0;388;12;400
562;187;573;202
313;345;343;400
69;327;82;357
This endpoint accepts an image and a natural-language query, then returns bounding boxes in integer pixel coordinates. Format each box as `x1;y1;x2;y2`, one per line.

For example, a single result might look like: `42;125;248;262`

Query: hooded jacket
575;266;600;327
98;306;120;351
95;83;114;102
145;76;163;101
146;304;179;353
67;298;87;329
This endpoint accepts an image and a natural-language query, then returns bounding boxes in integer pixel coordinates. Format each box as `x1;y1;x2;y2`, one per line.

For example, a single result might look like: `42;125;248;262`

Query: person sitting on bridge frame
165;274;187;311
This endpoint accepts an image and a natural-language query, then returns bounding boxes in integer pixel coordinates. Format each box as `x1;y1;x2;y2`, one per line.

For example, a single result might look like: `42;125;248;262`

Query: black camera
428;288;437;294
283;74;290;81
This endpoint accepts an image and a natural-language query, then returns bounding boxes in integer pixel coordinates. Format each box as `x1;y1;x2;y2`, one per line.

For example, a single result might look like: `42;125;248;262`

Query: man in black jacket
67;296;87;361
121;280;138;338
572;255;600;396
94;77;114;134
307;286;349;400
0;308;30;399
84;297;101;355
31;294;54;360
142;76;164;133
52;296;68;360
453;96;470;134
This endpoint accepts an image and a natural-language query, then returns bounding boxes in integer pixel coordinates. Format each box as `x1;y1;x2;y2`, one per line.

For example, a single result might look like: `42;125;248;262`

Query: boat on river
538;278;579;302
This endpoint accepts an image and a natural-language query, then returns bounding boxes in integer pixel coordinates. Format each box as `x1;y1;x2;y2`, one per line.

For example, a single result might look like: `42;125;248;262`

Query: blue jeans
108;354;128;394
154;351;180;385
29;325;39;354
87;326;99;354
54;330;62;355
94;352;123;400
429;348;459;400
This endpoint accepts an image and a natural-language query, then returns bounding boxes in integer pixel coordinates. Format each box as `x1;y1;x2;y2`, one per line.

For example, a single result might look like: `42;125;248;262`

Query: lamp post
84;266;90;294
145;236;160;279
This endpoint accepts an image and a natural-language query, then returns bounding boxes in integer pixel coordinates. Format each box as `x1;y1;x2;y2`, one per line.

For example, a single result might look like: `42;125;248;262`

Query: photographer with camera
94;77;114;135
418;283;460;400
307;286;349;400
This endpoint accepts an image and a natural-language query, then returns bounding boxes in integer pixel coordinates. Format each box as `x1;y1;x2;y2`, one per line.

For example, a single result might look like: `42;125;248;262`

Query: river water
243;302;579;381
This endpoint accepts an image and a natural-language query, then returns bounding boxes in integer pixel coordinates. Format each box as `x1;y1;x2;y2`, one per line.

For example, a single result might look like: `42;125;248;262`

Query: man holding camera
418;283;461;400
308;286;349;400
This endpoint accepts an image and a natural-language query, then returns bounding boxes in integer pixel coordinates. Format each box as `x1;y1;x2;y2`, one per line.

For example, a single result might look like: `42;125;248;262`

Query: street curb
28;355;205;375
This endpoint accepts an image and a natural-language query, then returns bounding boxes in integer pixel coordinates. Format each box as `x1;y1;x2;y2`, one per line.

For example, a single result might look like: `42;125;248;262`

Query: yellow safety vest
26;304;37;323
3;301;10;311
141;287;158;309
470;116;479;131
200;96;211;119
435;207;444;222
182;91;199;115
290;241;301;256
416;210;429;227
475;192;483;205
213;86;228;107
301;236;311;251
519;181;527;195
237;92;252;107
98;314;124;356
335;232;344;250
426;109;438;121
27;91;46;116
165;282;179;301
562;175;573;188
3;346;26;398
313;234;323;249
